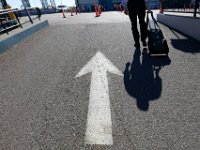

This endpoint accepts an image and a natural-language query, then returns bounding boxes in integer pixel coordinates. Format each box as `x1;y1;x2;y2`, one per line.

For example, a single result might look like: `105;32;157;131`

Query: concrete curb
0;20;49;53
157;14;200;42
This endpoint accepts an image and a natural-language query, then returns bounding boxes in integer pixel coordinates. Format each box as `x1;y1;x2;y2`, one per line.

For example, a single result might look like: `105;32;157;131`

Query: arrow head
75;51;123;78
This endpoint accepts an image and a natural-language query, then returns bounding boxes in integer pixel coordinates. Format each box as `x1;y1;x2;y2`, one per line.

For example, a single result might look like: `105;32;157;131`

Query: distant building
50;0;56;8
161;0;194;8
75;0;196;11
145;0;195;9
75;0;121;11
75;0;163;11
0;0;7;9
21;0;31;8
145;0;160;9
40;0;48;9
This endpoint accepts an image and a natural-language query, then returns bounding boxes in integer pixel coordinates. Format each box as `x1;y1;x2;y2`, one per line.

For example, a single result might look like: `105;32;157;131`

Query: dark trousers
128;9;147;44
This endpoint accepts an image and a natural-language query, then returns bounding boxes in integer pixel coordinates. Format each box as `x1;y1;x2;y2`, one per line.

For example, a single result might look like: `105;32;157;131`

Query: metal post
1;0;8;9
160;0;163;13
194;0;199;17
76;0;80;13
14;10;23;28
36;7;41;20
25;8;33;23
0;19;9;34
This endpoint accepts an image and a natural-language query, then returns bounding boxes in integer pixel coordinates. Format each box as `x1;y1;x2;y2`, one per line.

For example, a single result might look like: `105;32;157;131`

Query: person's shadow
124;48;171;111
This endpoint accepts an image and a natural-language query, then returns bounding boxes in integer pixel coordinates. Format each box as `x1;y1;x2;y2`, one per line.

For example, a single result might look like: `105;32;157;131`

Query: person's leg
128;10;140;48
138;10;147;46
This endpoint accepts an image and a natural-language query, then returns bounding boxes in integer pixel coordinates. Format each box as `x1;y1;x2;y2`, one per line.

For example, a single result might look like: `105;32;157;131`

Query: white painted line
75;51;122;145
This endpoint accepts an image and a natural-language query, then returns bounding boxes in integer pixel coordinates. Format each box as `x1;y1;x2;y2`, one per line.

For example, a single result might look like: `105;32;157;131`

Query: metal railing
0;7;41;35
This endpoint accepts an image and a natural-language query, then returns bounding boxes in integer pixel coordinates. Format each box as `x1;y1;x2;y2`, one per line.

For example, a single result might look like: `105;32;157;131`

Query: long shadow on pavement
169;28;200;53
171;39;200;53
124;48;171;111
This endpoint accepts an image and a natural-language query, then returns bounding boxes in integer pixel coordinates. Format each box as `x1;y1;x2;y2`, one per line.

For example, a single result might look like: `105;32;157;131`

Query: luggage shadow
123;48;171;111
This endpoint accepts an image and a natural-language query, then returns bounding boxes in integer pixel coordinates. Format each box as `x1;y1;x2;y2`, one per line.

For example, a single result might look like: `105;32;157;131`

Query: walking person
127;0;147;49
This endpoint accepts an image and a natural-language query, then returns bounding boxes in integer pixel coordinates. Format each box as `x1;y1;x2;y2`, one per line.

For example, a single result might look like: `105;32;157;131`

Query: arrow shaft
85;71;113;145
75;51;122;145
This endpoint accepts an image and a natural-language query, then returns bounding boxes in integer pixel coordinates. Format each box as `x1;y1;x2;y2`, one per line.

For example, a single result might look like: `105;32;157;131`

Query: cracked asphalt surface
0;12;200;150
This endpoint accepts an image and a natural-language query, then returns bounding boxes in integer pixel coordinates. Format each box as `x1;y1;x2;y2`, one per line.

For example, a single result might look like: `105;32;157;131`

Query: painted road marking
75;51;123;145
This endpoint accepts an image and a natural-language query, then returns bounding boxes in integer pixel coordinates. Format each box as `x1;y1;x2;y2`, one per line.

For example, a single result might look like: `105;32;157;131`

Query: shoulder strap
150;11;160;29
146;10;160;29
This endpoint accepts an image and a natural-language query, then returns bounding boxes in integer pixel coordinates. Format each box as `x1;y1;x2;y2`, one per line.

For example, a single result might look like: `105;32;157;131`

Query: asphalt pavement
0;11;199;150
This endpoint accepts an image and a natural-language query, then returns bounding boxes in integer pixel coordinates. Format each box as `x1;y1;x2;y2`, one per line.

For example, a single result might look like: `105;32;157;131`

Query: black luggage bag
147;11;169;55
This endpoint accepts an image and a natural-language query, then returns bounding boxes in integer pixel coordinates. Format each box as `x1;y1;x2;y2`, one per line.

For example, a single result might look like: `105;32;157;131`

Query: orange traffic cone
95;10;99;17
98;5;101;14
95;5;99;17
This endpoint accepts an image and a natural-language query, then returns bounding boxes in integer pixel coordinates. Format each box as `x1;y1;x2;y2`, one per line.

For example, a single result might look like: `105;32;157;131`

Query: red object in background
62;9;66;18
160;0;163;13
71;8;73;16
113;4;117;11
119;4;122;12
95;5;100;17
98;5;102;14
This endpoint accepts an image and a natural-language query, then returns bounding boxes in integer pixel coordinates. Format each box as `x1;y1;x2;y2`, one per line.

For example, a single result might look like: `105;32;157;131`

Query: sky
6;0;75;8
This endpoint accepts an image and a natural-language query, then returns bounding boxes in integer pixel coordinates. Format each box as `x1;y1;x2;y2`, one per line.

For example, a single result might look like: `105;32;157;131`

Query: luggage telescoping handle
146;10;160;30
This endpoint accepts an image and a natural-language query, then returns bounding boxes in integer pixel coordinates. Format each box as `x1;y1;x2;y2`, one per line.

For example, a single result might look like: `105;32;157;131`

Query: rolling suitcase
146;11;169;55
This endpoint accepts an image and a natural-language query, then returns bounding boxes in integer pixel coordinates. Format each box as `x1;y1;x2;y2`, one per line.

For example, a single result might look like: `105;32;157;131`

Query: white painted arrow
75;51;123;145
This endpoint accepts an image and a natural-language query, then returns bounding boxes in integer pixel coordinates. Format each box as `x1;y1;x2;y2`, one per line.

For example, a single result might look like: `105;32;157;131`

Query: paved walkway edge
0;20;49;54
157;14;200;42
